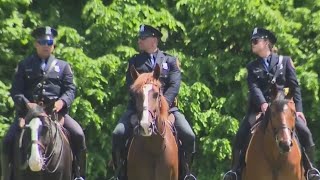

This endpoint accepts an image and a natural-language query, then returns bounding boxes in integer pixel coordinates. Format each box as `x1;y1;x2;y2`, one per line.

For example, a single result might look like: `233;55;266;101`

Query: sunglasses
251;38;265;45
37;39;54;46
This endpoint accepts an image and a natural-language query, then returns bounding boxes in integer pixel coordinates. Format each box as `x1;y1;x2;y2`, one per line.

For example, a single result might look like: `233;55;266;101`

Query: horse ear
130;65;140;81
153;64;161;80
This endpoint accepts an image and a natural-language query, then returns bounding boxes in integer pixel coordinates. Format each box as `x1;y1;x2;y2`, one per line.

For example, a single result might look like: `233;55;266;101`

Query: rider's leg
227;114;251;176
63;114;87;180
112;109;134;179
1;119;19;180
295;117;320;178
172;111;196;178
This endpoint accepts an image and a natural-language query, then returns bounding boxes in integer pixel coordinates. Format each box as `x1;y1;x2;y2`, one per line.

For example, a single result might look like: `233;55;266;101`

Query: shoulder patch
67;64;73;74
289;59;295;69
176;58;181;70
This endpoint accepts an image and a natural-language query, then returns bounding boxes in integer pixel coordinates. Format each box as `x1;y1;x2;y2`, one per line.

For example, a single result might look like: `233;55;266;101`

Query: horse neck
44;120;64;161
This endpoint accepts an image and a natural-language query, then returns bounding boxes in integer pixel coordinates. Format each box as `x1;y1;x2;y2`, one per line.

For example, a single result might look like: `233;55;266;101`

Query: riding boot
304;146;320;180
73;150;86;180
223;149;241;180
182;152;197;180
1;152;12;180
112;151;126;180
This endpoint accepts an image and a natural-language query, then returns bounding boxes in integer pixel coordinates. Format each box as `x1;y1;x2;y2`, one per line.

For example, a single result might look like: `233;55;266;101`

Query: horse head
268;84;296;154
130;64;169;137
22;103;61;172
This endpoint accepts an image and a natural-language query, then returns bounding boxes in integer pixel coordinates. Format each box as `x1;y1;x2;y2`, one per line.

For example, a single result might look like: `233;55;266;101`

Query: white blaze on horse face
28;117;43;171
141;84;153;136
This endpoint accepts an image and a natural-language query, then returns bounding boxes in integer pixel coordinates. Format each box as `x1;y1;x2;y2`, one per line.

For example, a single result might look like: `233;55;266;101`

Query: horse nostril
279;141;291;153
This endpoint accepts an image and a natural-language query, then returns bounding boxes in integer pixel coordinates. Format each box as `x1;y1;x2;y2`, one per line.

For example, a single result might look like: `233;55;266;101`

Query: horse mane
130;72;169;122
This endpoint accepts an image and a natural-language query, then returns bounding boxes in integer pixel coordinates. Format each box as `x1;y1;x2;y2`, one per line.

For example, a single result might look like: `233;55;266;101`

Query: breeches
173;111;196;153
63;114;87;154
295;117;315;148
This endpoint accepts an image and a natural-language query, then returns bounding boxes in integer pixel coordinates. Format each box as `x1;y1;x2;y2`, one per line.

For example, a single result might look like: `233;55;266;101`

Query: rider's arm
163;57;181;107
126;58;134;91
247;63;267;108
285;58;303;112
59;63;76;108
10;61;30;109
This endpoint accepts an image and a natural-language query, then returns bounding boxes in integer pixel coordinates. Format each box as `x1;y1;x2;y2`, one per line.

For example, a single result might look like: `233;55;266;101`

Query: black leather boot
74;150;87;180
223;149;241;180
304;146;320;180
1;151;12;180
181;152;197;180
111;151;127;180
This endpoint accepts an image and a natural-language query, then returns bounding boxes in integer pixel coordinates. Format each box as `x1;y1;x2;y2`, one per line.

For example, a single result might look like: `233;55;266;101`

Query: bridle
22;112;64;173
134;82;166;137
268;100;295;152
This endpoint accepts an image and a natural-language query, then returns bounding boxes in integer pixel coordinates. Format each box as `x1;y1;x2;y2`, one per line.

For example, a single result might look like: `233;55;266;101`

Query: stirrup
108;177;119;180
307;168;320;180
74;177;85;180
223;170;238;180
184;173;197;180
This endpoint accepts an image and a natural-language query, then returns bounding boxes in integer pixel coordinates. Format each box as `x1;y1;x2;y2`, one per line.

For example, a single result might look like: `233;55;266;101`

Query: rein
41;116;64;173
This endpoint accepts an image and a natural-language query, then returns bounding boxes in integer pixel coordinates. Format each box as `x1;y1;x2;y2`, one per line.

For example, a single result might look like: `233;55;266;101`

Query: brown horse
242;89;304;180
127;64;179;180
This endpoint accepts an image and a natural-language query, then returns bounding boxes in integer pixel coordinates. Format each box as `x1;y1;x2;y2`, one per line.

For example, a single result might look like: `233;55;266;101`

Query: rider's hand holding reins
261;102;269;113
53;99;65;112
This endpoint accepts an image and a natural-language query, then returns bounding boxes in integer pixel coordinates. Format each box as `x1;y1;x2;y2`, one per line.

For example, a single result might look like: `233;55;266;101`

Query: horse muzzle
278;140;293;154
28;144;44;171
139;124;152;137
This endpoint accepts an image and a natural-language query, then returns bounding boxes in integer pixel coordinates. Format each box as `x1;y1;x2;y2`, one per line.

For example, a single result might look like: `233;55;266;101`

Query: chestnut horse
242;89;303;180
12;104;73;180
127;64;178;180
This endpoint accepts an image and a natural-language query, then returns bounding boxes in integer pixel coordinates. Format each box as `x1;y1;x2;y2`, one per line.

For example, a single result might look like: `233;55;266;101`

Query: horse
11;103;73;180
126;64;179;180
242;88;303;180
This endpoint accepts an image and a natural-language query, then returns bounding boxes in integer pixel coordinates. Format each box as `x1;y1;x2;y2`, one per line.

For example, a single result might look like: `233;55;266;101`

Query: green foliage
1;0;320;179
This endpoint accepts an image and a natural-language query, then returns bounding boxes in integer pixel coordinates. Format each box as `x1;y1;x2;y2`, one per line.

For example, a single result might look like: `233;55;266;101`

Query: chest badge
54;65;60;72
162;63;168;70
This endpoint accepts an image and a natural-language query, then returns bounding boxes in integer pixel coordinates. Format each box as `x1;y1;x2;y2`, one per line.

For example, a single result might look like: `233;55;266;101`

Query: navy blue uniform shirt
247;53;303;112
126;50;181;111
10;54;76;116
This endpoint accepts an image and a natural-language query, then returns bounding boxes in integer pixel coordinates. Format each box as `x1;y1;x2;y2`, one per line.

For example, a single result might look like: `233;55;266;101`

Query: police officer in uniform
112;24;196;180
1;26;87;180
224;27;320;180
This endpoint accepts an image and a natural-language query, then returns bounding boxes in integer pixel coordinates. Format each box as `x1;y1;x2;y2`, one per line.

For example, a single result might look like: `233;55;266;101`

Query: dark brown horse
127;64;179;180
242;89;303;180
12;104;73;180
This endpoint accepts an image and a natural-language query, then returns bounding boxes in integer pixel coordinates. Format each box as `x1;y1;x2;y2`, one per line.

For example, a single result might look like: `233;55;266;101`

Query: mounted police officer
112;24;196;180
1;26;87;180
223;27;320;180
